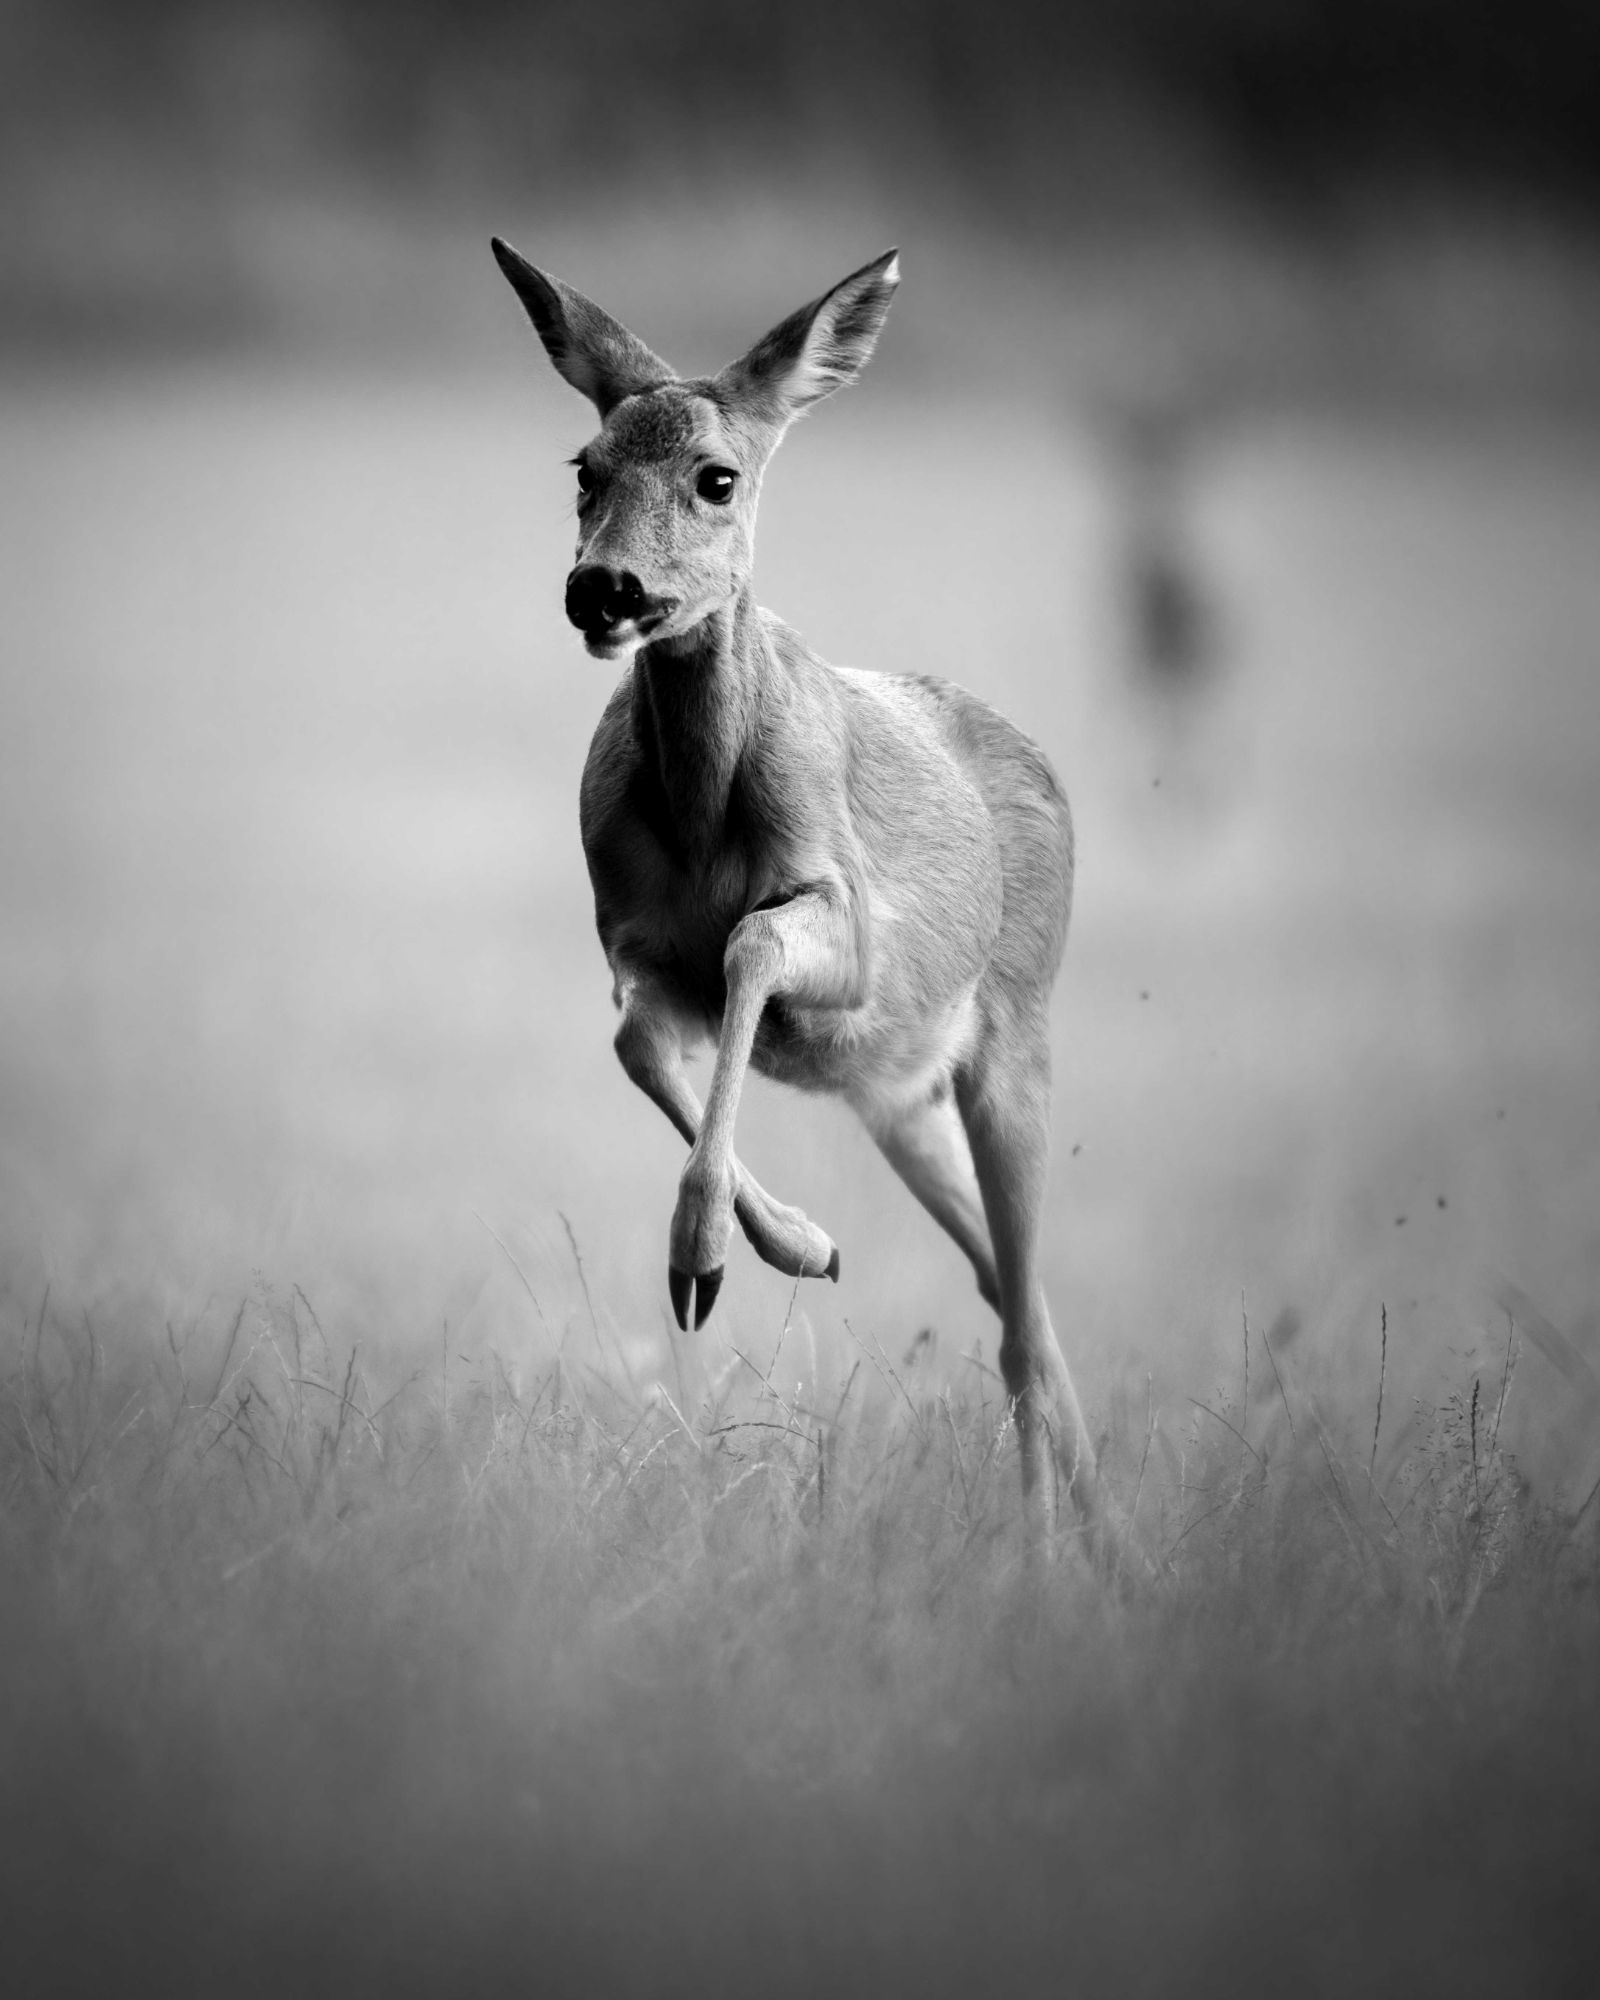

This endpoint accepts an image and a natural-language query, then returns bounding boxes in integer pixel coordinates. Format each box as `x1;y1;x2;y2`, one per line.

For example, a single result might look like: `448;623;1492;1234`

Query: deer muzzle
564;565;675;645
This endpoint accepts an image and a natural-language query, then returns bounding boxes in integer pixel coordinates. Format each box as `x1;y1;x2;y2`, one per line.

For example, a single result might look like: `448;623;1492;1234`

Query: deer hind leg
862;1080;1000;1312
956;1013;1099;1549
614;976;838;1325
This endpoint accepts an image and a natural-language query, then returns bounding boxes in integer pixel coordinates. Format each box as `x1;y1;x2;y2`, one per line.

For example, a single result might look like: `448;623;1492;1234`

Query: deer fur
492;238;1101;1542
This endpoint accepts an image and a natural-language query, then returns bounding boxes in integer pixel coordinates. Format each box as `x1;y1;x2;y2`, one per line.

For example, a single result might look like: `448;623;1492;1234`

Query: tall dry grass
4;1275;1596;1997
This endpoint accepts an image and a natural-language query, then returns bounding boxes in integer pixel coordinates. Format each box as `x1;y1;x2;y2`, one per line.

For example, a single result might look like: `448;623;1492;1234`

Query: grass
4;1276;1597;1998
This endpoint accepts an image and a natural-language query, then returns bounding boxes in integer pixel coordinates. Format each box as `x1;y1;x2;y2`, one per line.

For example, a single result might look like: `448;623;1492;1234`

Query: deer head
492;240;900;660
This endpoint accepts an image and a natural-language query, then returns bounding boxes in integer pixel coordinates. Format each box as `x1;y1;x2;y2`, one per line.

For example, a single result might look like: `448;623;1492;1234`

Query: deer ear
718;250;900;421
491;238;674;416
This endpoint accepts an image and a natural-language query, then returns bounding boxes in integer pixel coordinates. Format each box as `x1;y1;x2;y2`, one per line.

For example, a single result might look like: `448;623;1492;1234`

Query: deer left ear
491;236;675;417
718;249;900;422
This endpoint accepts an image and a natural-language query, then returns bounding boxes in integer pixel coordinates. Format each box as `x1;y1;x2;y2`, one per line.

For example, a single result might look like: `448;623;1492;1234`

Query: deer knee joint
723;916;785;996
615;990;687;1086
614;1008;652;1076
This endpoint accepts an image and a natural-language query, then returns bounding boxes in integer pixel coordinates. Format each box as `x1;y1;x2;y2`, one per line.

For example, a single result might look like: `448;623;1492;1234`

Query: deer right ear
718;249;901;424
491;238;674;417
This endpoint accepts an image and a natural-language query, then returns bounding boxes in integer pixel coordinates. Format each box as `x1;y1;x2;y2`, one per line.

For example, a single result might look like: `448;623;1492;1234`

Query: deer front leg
669;888;862;1329
613;972;839;1320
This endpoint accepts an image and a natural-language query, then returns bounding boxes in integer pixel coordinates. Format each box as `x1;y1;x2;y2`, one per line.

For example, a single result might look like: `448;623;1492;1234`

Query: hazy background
3;0;1599;1486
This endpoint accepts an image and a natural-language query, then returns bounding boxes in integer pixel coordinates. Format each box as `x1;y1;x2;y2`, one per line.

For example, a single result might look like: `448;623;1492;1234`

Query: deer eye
574;461;595;498
696;466;737;505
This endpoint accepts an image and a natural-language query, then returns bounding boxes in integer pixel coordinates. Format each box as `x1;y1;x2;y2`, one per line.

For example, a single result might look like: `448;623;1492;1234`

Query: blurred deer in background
493;240;1101;1546
1107;388;1216;693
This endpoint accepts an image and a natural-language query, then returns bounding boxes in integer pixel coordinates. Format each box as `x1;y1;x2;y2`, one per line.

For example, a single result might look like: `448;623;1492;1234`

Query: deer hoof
694;1266;724;1328
668;1264;725;1331
668;1266;693;1330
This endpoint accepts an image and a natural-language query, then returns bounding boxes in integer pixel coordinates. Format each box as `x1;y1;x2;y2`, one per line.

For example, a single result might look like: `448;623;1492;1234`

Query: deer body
494;238;1100;1540
584;616;1012;1096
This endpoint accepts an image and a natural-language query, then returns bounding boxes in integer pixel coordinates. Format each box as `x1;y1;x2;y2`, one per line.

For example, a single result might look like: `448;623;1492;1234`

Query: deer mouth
566;565;678;656
585;611;672;660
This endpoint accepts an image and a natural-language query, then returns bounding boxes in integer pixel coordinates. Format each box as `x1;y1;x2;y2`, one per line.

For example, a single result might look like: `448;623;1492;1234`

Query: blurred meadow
3;2;1600;1992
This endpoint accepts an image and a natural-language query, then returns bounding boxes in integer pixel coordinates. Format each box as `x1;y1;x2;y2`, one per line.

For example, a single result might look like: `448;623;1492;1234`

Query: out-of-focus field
3;357;1598;1446
3;344;1600;1991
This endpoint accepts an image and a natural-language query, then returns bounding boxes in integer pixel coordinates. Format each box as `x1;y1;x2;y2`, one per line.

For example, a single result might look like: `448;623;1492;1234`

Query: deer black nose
565;565;646;637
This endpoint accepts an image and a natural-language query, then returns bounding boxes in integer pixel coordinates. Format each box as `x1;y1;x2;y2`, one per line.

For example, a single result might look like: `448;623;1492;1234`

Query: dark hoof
825;1245;841;1283
694;1266;724;1329
668;1265;725;1331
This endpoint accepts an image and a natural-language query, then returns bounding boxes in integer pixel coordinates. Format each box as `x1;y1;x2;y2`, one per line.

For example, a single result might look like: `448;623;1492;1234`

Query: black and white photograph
3;3;1598;1992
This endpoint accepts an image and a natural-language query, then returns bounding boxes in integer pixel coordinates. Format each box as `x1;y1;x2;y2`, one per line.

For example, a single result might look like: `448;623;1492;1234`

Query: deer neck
633;588;763;856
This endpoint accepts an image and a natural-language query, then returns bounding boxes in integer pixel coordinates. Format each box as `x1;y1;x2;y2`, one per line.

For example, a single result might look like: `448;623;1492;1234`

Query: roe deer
493;239;1101;1542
